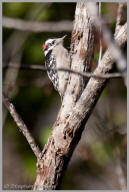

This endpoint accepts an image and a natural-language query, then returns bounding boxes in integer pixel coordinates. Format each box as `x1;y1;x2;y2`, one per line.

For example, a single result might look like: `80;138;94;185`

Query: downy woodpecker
42;35;70;99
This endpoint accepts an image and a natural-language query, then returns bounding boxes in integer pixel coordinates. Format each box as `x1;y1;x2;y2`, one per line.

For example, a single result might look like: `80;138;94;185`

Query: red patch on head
42;44;47;51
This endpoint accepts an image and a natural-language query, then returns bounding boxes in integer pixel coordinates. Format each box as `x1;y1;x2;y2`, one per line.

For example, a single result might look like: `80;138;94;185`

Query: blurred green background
2;2;127;190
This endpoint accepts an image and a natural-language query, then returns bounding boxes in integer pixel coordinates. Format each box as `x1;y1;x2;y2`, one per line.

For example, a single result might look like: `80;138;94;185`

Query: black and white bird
42;35;70;99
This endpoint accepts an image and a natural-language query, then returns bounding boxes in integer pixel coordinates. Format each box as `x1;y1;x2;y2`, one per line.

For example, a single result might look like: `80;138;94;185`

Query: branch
3;93;41;159
87;3;127;85
114;3;127;86
3;63;124;79
3;17;72;32
74;22;127;126
98;2;102;65
115;3;125;34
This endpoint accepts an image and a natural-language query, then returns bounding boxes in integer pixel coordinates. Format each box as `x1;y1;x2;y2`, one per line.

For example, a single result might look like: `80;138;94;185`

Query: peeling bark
60;2;95;120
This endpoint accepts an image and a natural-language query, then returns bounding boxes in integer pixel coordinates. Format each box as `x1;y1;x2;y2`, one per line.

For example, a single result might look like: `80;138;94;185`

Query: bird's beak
61;35;67;40
56;35;67;45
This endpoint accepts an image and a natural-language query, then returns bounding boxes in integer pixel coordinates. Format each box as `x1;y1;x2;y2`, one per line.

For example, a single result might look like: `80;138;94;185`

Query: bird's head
42;35;66;56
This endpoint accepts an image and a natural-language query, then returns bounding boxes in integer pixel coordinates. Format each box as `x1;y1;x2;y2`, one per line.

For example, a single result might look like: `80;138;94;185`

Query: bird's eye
52;41;55;45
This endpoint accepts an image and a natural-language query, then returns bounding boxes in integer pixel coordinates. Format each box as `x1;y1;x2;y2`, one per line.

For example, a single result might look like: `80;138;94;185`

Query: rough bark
33;3;127;191
34;2;95;190
59;2;95;121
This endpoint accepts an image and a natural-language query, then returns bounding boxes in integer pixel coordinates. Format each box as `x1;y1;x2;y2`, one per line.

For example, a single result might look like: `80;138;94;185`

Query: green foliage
90;141;114;166
3;2;33;18
22;152;37;180
39;125;52;146
113;111;126;126
3;114;20;137
94;52;99;62
12;85;51;127
101;3;108;16
100;87;108;99
23;35;43;64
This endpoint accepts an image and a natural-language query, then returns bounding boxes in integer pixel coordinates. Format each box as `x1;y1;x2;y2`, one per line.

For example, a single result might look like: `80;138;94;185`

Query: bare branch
3;93;41;159
87;3;127;85
98;2;102;65
75;22;127;123
3;17;72;32
3;63;124;79
114;3;127;86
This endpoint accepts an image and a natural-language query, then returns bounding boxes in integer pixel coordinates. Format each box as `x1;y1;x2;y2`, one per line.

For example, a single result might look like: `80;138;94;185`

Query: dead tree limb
33;4;127;190
3;17;72;32
3;93;41;159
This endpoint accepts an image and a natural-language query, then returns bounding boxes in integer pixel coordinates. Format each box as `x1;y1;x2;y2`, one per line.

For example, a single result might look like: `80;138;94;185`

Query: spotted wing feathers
45;52;59;92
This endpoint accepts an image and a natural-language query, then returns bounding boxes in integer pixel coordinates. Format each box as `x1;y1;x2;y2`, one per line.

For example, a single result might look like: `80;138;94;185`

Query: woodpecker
42;35;70;99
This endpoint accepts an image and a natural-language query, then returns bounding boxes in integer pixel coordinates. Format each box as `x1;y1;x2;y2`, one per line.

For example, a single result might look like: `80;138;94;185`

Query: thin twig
3;63;124;79
98;2;102;65
2;93;41;159
3;17;72;32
